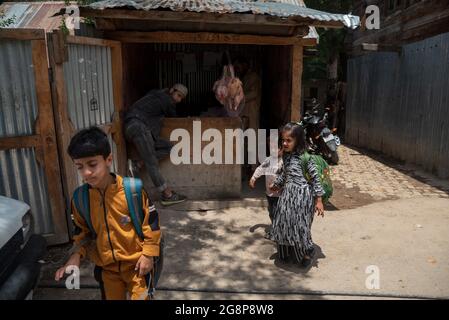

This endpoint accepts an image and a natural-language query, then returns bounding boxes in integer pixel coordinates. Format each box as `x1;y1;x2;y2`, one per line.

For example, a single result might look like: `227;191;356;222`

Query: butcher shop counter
128;117;243;200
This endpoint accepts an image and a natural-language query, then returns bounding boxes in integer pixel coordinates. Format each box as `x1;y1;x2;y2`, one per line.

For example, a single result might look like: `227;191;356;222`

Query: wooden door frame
0;28;69;245
47;31;127;232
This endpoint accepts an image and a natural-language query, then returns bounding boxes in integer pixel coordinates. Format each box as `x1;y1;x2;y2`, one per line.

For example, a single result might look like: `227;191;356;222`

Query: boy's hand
315;198;324;217
269;183;280;192
55;253;81;281
249;177;256;189
135;255;154;277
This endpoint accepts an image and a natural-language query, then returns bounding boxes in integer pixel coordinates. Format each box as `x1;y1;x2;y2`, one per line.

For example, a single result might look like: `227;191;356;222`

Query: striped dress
269;151;324;263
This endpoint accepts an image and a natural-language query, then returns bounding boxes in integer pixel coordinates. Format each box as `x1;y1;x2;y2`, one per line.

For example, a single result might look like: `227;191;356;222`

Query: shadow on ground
156;206;326;299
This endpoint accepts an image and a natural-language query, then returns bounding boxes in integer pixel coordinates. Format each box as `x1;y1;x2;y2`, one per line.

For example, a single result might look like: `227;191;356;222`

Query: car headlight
22;211;33;245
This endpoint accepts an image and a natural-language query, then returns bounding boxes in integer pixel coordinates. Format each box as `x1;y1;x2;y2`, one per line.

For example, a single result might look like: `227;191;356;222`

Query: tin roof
0;1;70;32
84;0;360;29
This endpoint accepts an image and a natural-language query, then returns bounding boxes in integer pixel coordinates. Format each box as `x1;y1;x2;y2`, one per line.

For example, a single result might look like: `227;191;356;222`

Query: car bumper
0;234;47;300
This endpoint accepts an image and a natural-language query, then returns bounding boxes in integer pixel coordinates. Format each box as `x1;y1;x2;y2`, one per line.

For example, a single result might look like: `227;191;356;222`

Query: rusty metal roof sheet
85;0;360;29
0;1;70;32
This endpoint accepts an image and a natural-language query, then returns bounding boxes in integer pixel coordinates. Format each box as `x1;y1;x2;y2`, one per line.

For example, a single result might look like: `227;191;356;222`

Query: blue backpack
72;177;164;296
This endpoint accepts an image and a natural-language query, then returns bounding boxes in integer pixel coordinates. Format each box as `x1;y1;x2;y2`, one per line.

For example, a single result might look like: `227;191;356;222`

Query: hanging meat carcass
213;64;245;116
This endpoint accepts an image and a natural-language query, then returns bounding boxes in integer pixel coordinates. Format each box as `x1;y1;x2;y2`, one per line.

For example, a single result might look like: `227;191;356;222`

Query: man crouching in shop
123;84;188;206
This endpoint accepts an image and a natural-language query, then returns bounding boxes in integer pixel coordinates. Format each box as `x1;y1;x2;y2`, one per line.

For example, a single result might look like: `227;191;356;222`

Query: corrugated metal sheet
274;0;318;40
63;42;119;184
85;0;360;29
0;1;70;32
64;44;115;128
346;31;449;178
0;39;53;234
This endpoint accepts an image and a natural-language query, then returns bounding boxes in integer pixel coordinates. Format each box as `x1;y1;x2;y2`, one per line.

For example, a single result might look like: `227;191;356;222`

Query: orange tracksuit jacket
71;174;161;300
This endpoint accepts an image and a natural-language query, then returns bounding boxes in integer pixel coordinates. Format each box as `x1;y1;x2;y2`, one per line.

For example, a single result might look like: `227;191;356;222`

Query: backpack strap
299;152;312;181
73;183;97;239
123;177;145;240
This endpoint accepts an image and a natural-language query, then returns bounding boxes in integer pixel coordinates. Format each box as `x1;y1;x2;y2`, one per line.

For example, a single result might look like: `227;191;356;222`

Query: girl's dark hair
68;126;111;160
281;122;307;154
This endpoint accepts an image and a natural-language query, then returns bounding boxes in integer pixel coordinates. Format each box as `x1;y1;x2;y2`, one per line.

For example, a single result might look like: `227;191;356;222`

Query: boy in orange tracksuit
55;127;161;300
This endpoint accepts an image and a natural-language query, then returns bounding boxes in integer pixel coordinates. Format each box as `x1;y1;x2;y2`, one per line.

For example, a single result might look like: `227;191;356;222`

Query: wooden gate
47;31;126;238
0;29;68;245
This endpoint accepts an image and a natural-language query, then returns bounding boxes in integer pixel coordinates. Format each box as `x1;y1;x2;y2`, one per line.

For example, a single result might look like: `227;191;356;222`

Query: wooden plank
0;28;45;40
95;18;117;31
47;31;78;225
0;135;42;150
110;41;127;176
50;30;67;64
104;31;307;45
361;43;402;53
290;44;303;122
301;38;318;47
66;35;120;47
31;39;69;243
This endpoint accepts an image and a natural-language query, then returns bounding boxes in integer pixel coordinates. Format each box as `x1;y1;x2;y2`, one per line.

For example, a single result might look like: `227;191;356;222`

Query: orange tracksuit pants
94;262;152;300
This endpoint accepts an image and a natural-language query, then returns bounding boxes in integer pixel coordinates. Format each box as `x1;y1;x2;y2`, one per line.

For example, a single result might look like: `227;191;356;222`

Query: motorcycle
299;101;340;165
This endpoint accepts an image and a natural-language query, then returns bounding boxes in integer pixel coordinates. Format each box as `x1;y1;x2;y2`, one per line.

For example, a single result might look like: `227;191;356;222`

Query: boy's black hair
281;122;307;154
67;126;111;159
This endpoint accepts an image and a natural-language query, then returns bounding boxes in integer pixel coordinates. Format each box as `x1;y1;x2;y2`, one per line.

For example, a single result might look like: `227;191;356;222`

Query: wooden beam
31;39;69;243
301;38;318;47
361;43;402;53
0;28;45;40
95;17;117;31
290;44;303;122
110;42;127;176
50;30;68;64
66;35;120;47
0;135;42;150
104;31;310;45
47;31;76;230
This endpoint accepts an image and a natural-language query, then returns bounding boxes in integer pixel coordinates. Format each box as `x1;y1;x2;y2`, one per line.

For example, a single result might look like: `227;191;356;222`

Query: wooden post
31;38;69;244
110;42;127;176
47;31;79;240
291;44;303;122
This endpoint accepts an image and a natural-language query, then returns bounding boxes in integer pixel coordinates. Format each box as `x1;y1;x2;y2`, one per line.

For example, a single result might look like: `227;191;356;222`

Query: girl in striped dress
269;122;325;267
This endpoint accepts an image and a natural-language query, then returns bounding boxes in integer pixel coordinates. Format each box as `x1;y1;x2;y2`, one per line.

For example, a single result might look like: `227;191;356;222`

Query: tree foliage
303;0;355;80
0;9;15;28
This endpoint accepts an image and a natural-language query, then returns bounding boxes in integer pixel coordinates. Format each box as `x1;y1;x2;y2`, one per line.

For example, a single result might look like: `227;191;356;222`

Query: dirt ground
35;145;449;300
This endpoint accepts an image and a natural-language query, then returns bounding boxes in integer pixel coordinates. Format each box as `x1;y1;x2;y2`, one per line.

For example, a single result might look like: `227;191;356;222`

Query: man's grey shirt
124;89;176;140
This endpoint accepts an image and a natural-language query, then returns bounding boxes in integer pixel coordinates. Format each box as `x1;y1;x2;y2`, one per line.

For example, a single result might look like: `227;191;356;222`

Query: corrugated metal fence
346;32;449;178
0;39;53;234
63;42;119;187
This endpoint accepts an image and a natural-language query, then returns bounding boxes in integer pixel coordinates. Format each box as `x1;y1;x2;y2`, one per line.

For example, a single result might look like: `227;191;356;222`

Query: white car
0;196;46;300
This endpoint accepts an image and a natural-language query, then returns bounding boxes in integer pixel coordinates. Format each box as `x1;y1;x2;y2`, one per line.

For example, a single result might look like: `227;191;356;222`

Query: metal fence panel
346;32;449;178
0;39;53;234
